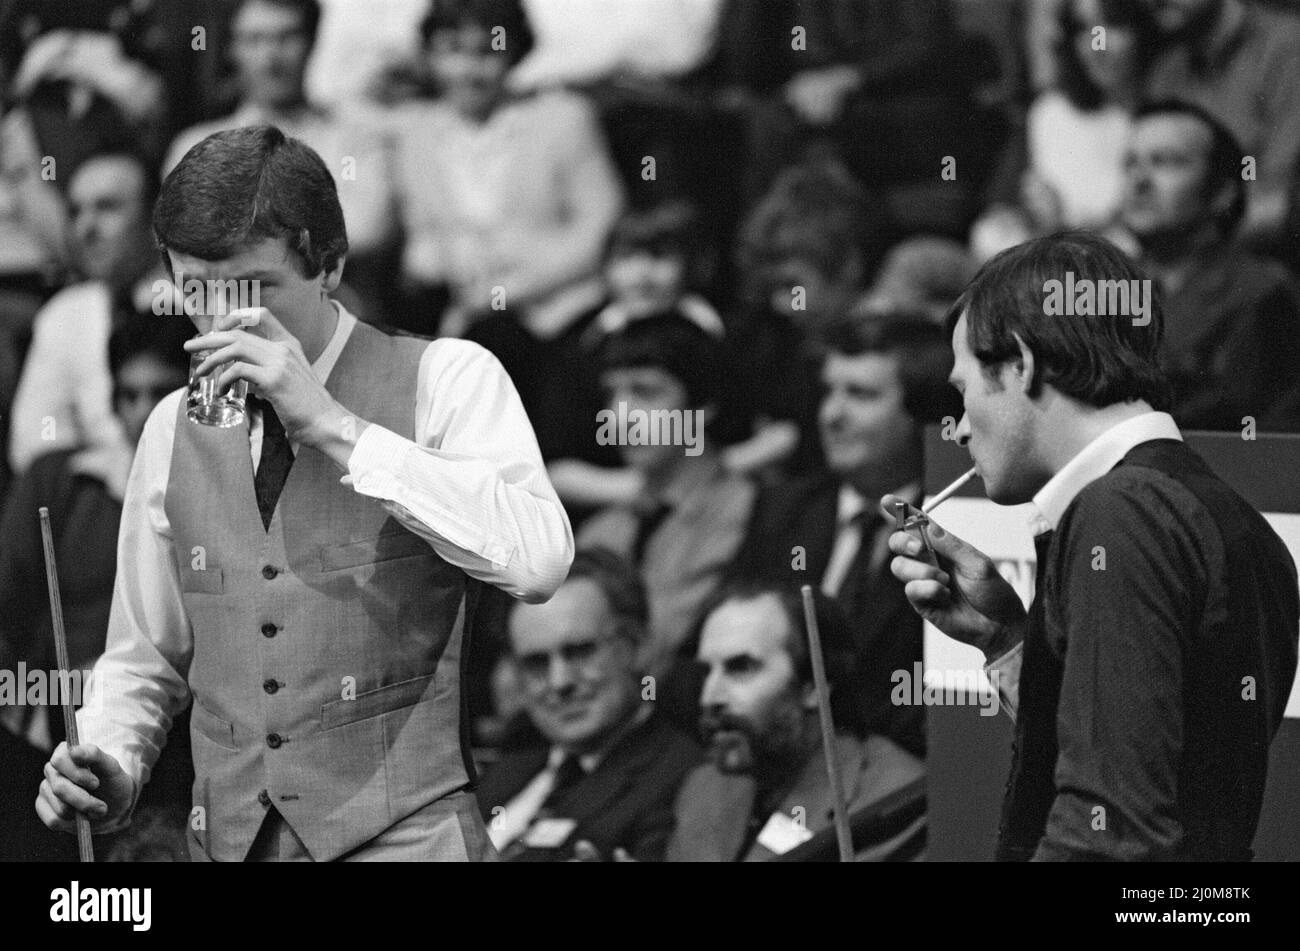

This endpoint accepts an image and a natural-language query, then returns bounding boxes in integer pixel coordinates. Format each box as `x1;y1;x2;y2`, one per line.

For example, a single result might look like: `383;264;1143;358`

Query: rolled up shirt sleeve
345;338;574;602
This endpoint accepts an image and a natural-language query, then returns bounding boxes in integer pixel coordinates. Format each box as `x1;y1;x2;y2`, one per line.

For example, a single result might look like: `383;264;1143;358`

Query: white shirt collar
1029;411;1182;535
311;300;356;384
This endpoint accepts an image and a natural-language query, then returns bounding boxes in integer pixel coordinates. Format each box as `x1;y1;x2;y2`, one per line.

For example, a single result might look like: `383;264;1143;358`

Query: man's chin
706;731;755;774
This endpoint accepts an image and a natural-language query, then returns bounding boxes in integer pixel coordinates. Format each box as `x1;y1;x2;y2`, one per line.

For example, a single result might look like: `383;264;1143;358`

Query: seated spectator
973;0;1152;262
857;236;976;325
1139;0;1300;253
394;0;624;335
664;583;925;861
1120;100;1300;431
728;158;886;475
547;201;786;513
163;0;399;318
8;151;170;476
730;313;961;758
577;312;756;678
0;316;192;860
477;548;701;861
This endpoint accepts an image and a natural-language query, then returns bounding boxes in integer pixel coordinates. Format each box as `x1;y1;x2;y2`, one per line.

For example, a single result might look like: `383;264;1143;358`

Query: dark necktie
631;501;673;565
836;509;885;608
541;754;586;811
250;396;294;530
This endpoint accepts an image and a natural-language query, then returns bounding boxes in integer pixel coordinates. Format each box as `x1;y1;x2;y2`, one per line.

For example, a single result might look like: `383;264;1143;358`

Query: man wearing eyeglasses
477;548;701;861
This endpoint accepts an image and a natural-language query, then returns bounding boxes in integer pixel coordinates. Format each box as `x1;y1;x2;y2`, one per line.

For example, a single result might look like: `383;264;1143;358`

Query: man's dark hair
153;125;348;278
419;0;534;66
821;310;964;425
1133;98;1248;237
108;315;193;382
1054;0;1156;111
944;231;1171;411
509;546;649;648
594;309;724;410
233;0;323;46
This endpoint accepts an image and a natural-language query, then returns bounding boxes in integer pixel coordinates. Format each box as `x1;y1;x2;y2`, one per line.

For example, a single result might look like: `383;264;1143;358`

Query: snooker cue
801;585;854;862
39;507;95;863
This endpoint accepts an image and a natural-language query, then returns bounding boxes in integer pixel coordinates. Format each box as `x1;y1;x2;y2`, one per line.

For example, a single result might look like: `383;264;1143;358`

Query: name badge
523;817;577;849
756;811;814;855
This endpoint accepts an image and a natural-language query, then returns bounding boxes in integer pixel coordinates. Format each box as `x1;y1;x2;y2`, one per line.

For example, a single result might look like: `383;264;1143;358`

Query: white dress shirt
77;303;574;787
986;412;1183;720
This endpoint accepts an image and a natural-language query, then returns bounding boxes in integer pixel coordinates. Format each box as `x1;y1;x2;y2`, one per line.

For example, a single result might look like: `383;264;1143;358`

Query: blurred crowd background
1;0;1299;861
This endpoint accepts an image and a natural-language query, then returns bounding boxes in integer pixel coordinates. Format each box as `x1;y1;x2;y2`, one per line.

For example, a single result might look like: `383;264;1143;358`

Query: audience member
8;151;171;476
728;158;886;476
163;0;399;318
857;237;977;325
664;583;925;861
395;0;624;336
1120;100;1300;431
478;548;700;861
731;314;961;757
974;0;1153;262
577;312;756;678
1140;0;1300;252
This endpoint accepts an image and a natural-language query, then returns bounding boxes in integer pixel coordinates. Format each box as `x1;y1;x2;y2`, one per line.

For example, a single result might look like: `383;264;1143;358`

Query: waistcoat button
262;565;279;580
266;733;282;749
261;623;278;637
263;679;279;695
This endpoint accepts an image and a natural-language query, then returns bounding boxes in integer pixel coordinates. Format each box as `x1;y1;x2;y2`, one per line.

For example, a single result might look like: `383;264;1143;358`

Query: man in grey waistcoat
35;125;575;861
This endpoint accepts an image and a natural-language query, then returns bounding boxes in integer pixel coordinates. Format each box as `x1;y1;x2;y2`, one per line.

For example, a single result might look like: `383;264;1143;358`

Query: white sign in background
922;498;1300;719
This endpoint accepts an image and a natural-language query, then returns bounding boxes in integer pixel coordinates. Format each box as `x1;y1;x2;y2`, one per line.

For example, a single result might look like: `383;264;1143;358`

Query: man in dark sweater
888;232;1298;860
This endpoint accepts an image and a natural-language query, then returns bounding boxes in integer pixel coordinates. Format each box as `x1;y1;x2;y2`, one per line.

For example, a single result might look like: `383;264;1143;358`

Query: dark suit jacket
666;732;925;862
730;473;926;756
475;711;702;862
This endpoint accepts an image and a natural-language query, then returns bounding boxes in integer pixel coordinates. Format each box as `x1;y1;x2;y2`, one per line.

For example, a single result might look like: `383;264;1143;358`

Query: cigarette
923;466;978;514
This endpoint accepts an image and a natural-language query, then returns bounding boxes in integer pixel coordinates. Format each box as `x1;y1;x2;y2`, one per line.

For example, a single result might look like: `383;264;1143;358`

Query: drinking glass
186;333;248;427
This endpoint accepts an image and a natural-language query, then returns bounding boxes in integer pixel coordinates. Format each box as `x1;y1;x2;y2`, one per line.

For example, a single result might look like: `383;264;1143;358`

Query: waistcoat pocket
192;699;238;750
320;672;439;729
319;530;433;572
180;565;225;595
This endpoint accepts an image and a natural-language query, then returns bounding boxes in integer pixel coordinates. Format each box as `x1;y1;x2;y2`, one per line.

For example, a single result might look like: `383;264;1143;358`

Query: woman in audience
392;0;624;337
972;0;1154;261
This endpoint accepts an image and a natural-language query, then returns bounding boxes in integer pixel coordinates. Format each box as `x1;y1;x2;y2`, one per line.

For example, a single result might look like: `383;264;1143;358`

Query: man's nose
546;653;578;693
955;412;972;448
699;668;727;709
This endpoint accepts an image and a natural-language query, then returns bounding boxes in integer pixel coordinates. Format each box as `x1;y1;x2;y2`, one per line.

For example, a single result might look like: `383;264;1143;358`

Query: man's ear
321;254;346;295
1010;331;1037;395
